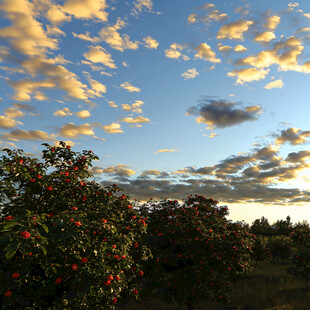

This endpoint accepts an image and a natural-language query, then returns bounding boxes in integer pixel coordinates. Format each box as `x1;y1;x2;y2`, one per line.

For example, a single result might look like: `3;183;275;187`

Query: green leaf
5;245;17;259
41;224;49;233
41;245;47;255
3;221;17;230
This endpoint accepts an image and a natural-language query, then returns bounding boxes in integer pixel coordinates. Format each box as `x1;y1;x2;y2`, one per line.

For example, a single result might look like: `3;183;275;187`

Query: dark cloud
186;97;262;129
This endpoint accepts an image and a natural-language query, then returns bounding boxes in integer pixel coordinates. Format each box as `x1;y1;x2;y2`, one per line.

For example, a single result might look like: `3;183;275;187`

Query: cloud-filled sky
0;0;310;224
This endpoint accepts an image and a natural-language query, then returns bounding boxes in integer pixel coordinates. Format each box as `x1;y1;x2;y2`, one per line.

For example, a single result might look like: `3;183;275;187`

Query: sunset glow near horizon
0;0;310;225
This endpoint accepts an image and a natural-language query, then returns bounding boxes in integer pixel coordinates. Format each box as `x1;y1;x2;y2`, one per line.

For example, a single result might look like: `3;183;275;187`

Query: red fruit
55;277;62;284
133;242;139;248
64;171;69;176
71;207;78;211
4;290;12;297
37;174;42;179
6;216;13;220
66;145;71;148
133;289;138;295
121;255;126;259
82;195;87;201
139;270;144;277
28;168;34;172
107;275;114;281
128;205;133;209
73;167;78;171
74;221;82;227
81;257;88;263
115;255;120;260
68;161;72;164
51;148;55;152
12;273;20;279
96;191;101;195
102;219;107;223
112;297;117;304
115;275;120;280
18;159;23;164
71;264;78;270
21;231;30;239
31;217;37;220
46;186;53;191
104;280;111;286
65;179;70;183
112;245;116;249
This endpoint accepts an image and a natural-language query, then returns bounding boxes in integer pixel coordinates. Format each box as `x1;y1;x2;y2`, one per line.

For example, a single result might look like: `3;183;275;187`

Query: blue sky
0;0;310;225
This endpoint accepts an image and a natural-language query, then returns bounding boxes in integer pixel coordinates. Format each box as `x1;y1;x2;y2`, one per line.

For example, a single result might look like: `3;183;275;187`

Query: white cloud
217;19;254;40
165;43;189;60
181;68;199;80
83;46;117;69
120;116;150;123
72;31;100;43
254;31;276;43
120;82;141;92
264;79;284;89
121;100;144;113
102;123;124;133
227;68;269;84
195;43;221;63
154;149;178;154
59;123;96;138
234;44;247;52
143;36;159;49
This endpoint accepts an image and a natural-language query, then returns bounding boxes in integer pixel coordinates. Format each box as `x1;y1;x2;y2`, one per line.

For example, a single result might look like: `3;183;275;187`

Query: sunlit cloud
98;18;139;52
264;15;280;31
108;100;118;108
54;108;91;119
83;46;117;69
120;82;141;92
165;43;189;60
181;68;199;80
254;31;276;43
62;0;108;22
132;0;153;15
194;43;221;63
154;149;178;154
120;116;150;123
275;127;310;145
0;129;56;141
100;164;136;177
143;36;159;49
46;3;71;25
59;123;97;138
72;31;100;43
102;123;124;134
188;3;228;25
121;100;144;113
234;44;247;52
264;79;284;89
217;19;254;40
227;68;269;84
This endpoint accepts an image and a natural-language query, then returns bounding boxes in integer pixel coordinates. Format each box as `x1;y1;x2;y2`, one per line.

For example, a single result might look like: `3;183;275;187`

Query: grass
117;258;310;310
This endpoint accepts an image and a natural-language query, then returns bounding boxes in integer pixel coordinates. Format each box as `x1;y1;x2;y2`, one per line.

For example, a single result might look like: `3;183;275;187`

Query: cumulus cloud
0;0;58;57
181;68;199;80
87;78;107;97
83;46;117;69
62;0;108;22
234;44;247;52
121;100;144;113
108;100;118;108
102;123;124;134
188;4;228;25
59;123;97;138
187;13;197;24
143;36;159;49
100;164;136;177
132;0;153;15
72;31;100;43
98;19;139;52
218;44;232;53
264;15;280;30
154;149;178;154
54;107;91;119
275;128;310;145
46;4;71;25
120;116;150;123
165;43;189;60
227;68;269;84
0;129;56;141
264;79;284;89
217;19;253;40
186;98;262;130
195;43;221;63
120;82;141;92
254;31;276;43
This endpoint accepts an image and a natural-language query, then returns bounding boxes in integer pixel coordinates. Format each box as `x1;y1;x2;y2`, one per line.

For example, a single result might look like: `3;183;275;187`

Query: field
117;258;310;310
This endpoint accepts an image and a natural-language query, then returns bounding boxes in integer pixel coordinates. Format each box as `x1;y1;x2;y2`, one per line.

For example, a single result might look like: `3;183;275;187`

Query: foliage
287;225;310;289
267;236;293;263
249;235;270;263
0;142;152;309
138;196;255;310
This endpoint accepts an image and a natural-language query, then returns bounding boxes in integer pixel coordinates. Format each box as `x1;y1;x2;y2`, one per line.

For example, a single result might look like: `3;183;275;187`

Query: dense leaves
138;196;255;310
0;142;152;309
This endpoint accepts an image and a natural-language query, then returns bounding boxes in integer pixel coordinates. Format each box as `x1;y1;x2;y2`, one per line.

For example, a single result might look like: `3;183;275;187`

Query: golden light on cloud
217;19;254;40
181;68;199;80
264;79;284;89
154;149;178;154
102;122;124;134
120;82;141;92
121;116;150;123
143;36;159;49
83;46;117;68
195;43;221;63
264;16;281;30
227;68;269;84
59;123;96;138
254;31;276;43
234;44;247;52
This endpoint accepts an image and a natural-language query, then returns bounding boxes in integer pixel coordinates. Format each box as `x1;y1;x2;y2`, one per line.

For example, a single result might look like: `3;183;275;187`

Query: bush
138;196;255;310
0;142;152;309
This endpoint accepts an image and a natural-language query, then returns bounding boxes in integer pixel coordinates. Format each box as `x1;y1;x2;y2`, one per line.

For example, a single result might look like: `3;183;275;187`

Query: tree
0;142;152;309
250;216;272;236
138;196;255;310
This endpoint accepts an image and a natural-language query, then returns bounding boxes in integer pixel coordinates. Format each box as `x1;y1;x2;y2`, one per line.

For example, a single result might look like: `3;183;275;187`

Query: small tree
138;195;254;310
287;224;310;289
0;142;152;309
